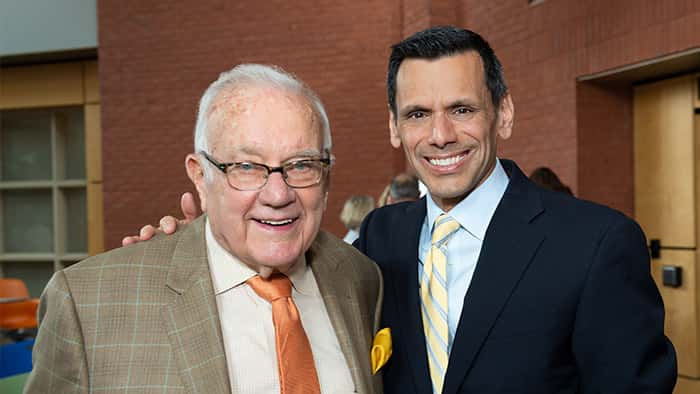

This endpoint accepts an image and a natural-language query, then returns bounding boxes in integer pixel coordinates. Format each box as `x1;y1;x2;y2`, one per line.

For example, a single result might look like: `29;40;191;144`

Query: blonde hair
340;195;375;230
376;184;391;208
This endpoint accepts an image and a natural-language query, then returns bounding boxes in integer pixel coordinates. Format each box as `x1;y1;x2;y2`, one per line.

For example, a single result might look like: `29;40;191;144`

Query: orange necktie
247;274;321;394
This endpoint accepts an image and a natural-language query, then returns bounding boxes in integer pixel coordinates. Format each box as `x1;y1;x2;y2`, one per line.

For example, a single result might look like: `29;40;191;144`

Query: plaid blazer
25;216;383;393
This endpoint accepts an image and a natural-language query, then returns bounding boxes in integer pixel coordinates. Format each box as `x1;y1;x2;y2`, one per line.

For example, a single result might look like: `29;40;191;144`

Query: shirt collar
284;250;315;296
205;219;314;296
425;158;509;241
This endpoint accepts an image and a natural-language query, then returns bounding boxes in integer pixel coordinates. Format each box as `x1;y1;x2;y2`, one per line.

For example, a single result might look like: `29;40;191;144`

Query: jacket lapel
443;160;546;394
161;216;231;394
389;199;434;394
308;231;376;394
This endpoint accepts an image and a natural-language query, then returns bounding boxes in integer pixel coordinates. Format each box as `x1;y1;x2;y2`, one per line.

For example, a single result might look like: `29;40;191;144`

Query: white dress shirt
419;158;509;353
205;220;355;393
342;229;360;244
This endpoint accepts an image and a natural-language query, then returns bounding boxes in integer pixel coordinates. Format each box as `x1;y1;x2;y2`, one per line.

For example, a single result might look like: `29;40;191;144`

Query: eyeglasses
200;151;333;191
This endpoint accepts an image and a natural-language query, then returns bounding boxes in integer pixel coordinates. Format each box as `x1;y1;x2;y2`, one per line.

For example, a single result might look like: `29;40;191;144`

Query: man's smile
424;151;469;172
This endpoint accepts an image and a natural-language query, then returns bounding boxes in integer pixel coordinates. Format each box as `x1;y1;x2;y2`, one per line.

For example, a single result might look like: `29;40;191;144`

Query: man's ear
185;154;208;212
496;93;514;141
389;108;402;149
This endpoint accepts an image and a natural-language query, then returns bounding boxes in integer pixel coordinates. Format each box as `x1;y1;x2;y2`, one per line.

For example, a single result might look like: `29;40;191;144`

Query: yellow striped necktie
421;214;460;394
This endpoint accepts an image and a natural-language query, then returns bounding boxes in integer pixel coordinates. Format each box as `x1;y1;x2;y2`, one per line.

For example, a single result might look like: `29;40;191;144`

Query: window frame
0;61;103;293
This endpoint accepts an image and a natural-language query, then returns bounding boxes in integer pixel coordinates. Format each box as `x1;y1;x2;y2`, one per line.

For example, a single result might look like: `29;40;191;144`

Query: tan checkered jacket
24;216;383;393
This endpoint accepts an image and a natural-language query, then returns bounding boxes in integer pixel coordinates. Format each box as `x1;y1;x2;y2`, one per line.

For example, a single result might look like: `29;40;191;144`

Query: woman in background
340;195;375;244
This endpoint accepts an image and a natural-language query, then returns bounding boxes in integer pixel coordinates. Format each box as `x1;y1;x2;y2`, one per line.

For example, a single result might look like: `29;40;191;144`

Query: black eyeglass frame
199;151;334;190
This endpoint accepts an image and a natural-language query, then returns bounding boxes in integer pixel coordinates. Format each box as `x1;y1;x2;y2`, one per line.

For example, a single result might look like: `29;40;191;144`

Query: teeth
260;219;293;226
429;155;464;167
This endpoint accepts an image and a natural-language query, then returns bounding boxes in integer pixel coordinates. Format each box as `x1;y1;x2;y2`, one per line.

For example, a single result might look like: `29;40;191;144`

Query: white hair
193;64;332;179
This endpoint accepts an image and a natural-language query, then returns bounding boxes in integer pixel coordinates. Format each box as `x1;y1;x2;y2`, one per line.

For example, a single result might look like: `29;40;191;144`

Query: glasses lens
228;163;268;190
284;160;325;188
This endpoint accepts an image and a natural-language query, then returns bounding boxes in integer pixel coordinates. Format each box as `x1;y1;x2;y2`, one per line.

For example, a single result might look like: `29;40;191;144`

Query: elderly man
26;64;383;394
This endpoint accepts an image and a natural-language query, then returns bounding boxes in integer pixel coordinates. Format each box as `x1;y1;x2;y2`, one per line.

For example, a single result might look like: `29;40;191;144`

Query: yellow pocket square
371;327;392;374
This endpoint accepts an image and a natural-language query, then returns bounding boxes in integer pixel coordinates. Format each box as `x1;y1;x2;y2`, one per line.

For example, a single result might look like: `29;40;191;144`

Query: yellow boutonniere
371;327;392;374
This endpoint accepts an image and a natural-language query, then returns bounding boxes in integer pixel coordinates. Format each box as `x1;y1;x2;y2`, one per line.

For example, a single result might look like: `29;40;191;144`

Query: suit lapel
162;216;231;394
443;161;546;394
390;199;434;394
308;231;375;394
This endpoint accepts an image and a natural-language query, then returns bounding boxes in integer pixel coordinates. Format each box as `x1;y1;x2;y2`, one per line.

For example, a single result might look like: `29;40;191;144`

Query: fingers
139;225;157;241
160;216;179;234
122;236;140;246
122;220;171;248
121;193;197;248
122;226;155;246
181;192;198;220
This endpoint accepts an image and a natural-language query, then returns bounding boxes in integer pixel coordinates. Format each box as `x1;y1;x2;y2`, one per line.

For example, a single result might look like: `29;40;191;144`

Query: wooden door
634;74;699;392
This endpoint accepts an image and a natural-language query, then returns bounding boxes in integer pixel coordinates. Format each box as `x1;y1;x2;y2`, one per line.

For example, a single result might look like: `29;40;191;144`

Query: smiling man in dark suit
354;26;676;394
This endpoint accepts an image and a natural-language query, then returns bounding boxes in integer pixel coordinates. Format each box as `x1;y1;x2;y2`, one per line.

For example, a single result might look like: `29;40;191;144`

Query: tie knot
247;273;292;302
432;214;460;246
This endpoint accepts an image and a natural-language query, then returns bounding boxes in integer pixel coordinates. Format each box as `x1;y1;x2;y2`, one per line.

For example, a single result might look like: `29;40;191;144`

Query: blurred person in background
377;173;421;207
376;184;391;208
386;173;420;204
340;195;375;244
529;166;573;196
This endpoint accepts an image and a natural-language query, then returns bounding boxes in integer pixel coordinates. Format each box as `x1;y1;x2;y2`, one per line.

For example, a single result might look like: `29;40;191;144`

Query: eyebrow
227;146;323;161
446;98;479;109
400;98;479;115
286;148;324;158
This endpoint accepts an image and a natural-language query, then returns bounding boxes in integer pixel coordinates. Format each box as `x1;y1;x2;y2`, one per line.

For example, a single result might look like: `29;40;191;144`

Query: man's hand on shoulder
121;192;199;246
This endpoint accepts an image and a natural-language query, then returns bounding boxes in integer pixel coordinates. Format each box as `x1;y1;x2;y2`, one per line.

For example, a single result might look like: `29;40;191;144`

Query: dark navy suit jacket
355;160;676;394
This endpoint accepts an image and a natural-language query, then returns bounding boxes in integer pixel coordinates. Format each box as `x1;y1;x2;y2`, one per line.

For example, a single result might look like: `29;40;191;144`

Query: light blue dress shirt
419;158;509;353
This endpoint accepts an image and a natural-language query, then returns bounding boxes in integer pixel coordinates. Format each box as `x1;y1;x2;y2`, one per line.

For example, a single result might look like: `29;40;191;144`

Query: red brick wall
99;0;700;248
459;0;700;214
576;82;634;216
98;1;405;248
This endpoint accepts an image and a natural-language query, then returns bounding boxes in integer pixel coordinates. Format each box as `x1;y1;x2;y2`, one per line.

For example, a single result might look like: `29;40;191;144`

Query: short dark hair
387;26;507;116
529;167;573;196
390;173;420;201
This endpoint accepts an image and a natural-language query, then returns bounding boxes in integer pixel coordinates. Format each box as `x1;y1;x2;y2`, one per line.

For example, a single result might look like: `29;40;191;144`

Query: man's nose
428;113;457;148
258;171;296;206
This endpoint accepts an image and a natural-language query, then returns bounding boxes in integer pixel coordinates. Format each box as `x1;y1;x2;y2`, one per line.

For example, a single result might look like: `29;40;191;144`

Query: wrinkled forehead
209;84;316;124
207;84;322;148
